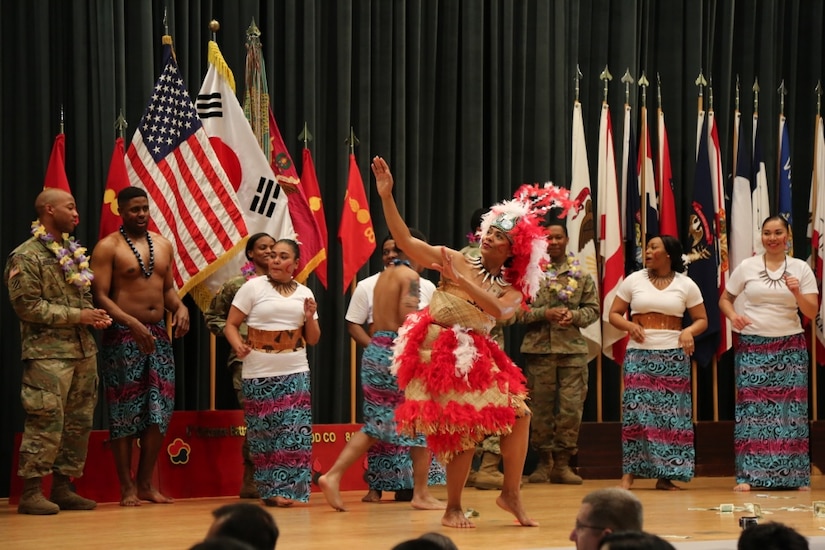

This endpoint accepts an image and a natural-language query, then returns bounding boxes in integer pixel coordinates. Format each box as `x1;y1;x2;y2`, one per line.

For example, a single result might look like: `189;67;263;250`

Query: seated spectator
599;531;675;550
570;488;643;550
738;521;809;550
205;503;278;550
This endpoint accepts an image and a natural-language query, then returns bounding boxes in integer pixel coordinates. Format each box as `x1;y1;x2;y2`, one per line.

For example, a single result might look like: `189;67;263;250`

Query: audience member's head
570;488;643;550
391;532;458;550
206;503;278;550
737;521;809;550
191;537;256;550
598;531;675;550
416;532;458;550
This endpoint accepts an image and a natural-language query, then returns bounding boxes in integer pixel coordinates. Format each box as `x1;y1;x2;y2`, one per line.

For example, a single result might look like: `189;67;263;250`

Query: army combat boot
550;451;583;484
473;452;504;490
18;477;59;515
50;473;97;510
528;451;553;483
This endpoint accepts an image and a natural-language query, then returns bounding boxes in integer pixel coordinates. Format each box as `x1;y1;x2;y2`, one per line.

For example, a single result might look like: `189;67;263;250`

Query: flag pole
813;83;823;421
597;65;612;423
207;19;221;412
692;70;707;423
346;127;361;424
708;79;720;422
638;72;649;255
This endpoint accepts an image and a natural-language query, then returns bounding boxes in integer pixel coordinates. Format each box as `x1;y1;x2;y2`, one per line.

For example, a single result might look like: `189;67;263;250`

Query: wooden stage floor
3;477;825;549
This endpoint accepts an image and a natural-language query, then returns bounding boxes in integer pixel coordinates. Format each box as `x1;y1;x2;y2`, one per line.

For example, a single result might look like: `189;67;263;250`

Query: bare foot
264;496;294;507
733;483;751;492
361;489;382;503
620;474;634;490
656;479;682;491
441;507;476;528
137;486;174;504
120;484;142;507
496;493;539;527
318;473;346;511
411;491;446;510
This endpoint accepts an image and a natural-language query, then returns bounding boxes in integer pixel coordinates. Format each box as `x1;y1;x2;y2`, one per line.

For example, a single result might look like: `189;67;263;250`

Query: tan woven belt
247;327;305;353
632;312;682;331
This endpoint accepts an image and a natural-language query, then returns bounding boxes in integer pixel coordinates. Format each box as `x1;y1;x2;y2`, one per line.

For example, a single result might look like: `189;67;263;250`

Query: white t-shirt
616;269;704;350
726;255;818;337
232;276;318;379
344;270;435;325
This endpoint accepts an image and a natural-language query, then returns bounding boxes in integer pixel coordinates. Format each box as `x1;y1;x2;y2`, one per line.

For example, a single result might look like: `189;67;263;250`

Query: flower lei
31;220;94;288
240;260;258;280
543;252;582;302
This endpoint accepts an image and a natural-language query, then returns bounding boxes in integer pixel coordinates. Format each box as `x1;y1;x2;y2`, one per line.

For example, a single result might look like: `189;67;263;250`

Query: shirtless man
90;186;190;506
319;234;444;512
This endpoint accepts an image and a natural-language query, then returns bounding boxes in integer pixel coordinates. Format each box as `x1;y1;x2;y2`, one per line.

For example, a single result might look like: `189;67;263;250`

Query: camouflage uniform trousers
18;356;98;479
231;361;253;465
525;353;588;454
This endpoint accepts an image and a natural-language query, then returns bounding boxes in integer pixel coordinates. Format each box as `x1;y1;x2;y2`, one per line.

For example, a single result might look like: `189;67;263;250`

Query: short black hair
545;219;569;237
209;503;278;550
738;522;809;550
117;186;148;206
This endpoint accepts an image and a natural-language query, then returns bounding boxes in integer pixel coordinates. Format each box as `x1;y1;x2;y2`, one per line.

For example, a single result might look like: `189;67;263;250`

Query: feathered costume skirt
391;308;528;463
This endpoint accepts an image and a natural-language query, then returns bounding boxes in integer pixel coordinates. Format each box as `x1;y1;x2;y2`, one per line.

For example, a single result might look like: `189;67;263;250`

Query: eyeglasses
575;521;606;531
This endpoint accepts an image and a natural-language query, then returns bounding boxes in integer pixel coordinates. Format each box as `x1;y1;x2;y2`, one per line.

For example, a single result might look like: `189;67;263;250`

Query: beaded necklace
30;221;94;288
119;225;154;278
544;252;583;302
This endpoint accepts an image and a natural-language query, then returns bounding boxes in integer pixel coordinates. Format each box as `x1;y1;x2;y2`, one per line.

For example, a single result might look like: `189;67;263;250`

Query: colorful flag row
50;30;378;311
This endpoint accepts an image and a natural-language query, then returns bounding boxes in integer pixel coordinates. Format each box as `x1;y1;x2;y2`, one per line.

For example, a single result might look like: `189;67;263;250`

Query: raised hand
371;156;394;199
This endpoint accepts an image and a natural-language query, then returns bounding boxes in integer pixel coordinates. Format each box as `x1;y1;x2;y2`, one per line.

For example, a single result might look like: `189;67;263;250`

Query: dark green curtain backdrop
2;0;825;496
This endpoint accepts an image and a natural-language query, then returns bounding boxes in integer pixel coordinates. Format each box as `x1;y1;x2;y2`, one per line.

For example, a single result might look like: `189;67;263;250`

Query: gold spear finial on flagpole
778;79;788;117
298;122;313;149
574;64;583;103
753;78;760;116
600;65;612;103
115;109;128;139
345;127;359;155
638;71;649;108
621;68;634;106
695;69;707;112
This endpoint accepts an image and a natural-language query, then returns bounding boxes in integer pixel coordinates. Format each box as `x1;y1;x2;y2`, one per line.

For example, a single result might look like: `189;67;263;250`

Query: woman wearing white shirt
609;235;707;491
225;239;320;506
719;216;817;492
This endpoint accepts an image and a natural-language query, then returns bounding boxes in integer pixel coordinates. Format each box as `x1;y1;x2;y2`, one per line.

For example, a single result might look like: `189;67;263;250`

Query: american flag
125;36;247;296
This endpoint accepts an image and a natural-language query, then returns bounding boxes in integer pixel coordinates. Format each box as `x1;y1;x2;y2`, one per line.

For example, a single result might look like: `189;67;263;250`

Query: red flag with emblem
99;137;129;240
339;154;375;292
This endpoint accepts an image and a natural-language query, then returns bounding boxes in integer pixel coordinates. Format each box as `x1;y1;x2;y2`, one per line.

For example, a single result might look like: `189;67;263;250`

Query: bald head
35;188;74;217
34;188;79;234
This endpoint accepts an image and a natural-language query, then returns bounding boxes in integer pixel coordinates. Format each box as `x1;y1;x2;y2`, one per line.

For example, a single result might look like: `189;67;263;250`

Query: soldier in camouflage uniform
4;188;112;515
204;232;276;499
517;221;598;484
